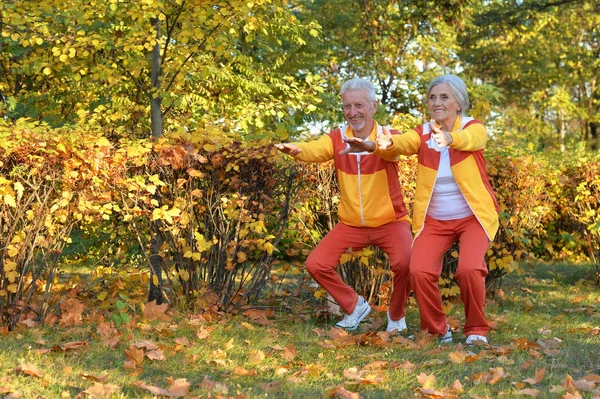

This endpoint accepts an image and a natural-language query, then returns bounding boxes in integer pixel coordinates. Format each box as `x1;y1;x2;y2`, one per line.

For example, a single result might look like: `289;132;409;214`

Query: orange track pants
410;215;490;337
305;220;412;318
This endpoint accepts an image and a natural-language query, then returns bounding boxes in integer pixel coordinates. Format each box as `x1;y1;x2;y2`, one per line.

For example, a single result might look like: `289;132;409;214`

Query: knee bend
456;267;487;282
409;268;434;284
305;255;327;277
390;257;410;274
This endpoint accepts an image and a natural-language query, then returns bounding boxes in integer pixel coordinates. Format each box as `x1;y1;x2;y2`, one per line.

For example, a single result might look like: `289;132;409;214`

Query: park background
0;0;599;398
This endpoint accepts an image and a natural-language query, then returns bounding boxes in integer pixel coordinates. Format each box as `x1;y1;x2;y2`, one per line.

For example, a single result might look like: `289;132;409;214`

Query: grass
0;262;599;398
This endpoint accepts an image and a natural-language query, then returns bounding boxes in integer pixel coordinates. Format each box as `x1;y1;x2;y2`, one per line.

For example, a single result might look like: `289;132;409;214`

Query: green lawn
0;263;599;398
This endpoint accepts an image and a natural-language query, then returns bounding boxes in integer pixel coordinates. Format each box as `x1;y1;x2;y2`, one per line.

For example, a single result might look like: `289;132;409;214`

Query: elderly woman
340;74;499;344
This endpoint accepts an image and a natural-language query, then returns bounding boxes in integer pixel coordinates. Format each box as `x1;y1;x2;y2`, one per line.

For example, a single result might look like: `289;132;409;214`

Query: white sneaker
386;311;407;333
335;296;371;331
439;325;452;344
465;335;488;345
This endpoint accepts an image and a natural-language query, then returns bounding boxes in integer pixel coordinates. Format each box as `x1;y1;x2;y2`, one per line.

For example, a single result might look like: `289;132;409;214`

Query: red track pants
410;215;490;337
305;221;412;318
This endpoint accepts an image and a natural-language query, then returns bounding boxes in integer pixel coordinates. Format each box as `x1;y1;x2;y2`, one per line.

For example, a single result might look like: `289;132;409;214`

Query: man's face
342;90;376;132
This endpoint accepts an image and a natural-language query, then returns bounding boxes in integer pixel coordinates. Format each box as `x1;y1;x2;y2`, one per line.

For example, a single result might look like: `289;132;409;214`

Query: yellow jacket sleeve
449;123;488;151
374;130;421;158
293;135;335;162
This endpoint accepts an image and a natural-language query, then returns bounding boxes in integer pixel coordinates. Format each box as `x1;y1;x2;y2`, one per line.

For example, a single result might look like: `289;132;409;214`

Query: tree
460;0;600;151
290;0;478;128
1;0;324;303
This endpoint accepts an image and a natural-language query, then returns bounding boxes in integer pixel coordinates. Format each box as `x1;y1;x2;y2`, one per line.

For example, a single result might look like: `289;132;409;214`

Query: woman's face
427;83;461;128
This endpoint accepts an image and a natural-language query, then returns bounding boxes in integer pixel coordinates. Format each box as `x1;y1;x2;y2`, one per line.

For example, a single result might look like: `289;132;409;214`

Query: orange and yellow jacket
292;121;410;228
374;116;499;241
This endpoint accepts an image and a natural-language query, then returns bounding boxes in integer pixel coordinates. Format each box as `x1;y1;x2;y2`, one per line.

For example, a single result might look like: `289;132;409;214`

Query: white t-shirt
426;144;473;220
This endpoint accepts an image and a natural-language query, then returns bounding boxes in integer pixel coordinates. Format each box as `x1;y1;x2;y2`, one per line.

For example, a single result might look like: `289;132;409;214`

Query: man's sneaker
439;325;452;344
465;334;488;345
386;311;407;333
335;296;371;331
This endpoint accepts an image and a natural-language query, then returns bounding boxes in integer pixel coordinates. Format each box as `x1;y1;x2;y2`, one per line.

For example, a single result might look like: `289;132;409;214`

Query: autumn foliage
0;119;599;327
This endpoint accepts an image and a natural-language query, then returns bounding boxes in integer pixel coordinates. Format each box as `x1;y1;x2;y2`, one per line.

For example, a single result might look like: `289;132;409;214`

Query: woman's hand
430;121;453;147
376;127;393;150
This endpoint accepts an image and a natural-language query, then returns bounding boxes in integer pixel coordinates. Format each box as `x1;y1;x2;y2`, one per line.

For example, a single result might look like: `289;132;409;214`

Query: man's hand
274;143;302;156
339;137;375;155
375;128;393;150
430;121;453;147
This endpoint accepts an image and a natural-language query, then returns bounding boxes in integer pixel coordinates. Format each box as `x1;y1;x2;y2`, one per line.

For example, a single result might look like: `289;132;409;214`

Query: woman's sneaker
335;296;371;331
465;335;488;345
439;325;452;344
386;311;407;333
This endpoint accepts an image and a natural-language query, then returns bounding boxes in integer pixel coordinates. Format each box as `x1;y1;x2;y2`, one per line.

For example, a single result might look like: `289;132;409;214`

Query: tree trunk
148;17;165;303
591;121;599;152
150;18;163;139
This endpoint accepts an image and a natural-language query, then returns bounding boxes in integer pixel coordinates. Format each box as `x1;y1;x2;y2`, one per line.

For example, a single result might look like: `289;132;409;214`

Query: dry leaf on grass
143;300;170;321
326;385;361;399
81;372;109;383
60;298;84;327
523;368;546;385
15;363;43;378
83;382;121;398
199;376;228;395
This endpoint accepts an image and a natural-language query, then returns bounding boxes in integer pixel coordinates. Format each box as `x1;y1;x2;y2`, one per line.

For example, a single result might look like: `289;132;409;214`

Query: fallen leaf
166;377;190;397
133;340;158;351
490;367;509;385
83;382;121;398
281;344;297;361
143;300;170;321
146;349;166;361
417;372;436;389
234;366;257;376
327;385;361;398
81;372;109;382
134;381;172;396
53;341;88;352
363;361;387;370
516;388;540;397
124;345;144;367
523;368;545;385
196;326;215;340
248;350;266;364
15;363;43;378
449;350;469;364
174;337;190;347
60;298;84;327
200;376;228;395
451;379;463;392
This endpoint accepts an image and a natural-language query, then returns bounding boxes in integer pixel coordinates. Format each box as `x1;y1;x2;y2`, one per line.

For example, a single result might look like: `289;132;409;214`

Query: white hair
426;74;470;115
340;77;377;103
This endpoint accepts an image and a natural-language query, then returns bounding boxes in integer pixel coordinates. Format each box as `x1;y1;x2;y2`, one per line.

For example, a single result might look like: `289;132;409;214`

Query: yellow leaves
6;244;19;258
3;193;16;207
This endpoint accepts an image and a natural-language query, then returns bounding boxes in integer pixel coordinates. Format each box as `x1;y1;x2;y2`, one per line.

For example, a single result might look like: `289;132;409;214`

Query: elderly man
275;77;412;331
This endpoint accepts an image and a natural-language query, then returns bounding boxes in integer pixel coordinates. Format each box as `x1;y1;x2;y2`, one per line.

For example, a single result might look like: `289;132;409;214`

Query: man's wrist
360;140;374;152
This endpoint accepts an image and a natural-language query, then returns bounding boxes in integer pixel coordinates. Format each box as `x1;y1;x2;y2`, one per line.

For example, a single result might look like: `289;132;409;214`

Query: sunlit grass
0;262;598;398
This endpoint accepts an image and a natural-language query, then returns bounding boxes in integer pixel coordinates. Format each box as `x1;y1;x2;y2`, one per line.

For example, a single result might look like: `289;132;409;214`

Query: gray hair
340;77;377;103
426;74;469;115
